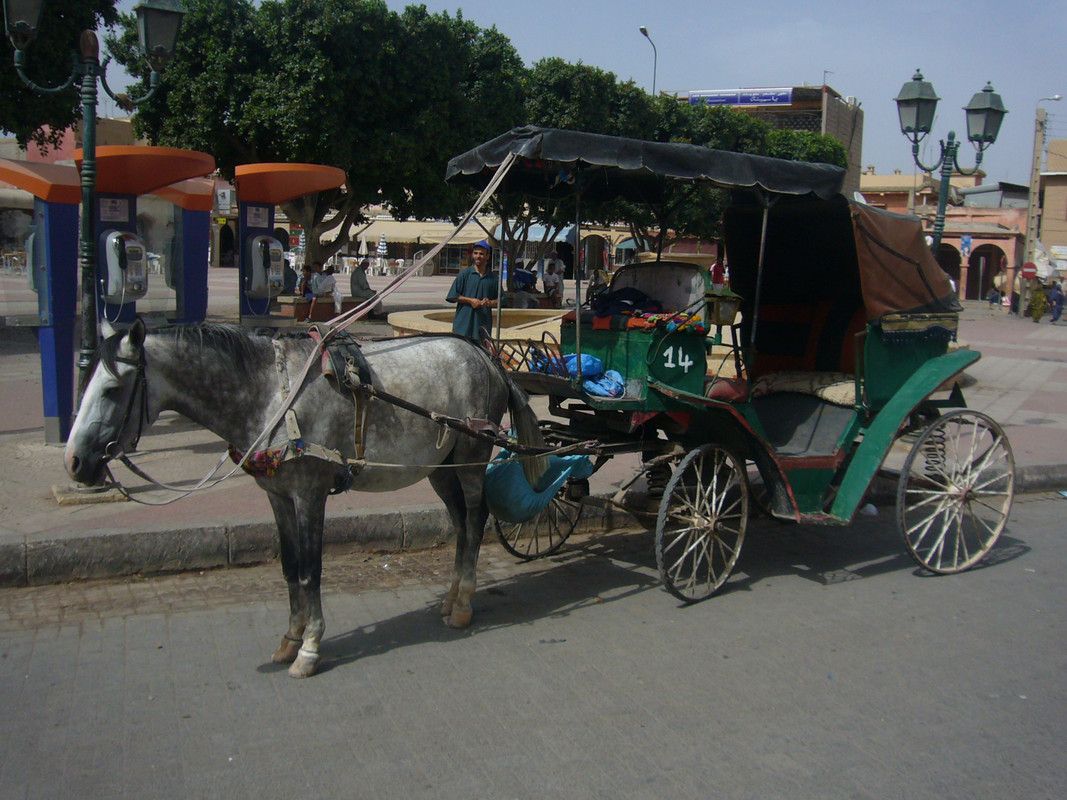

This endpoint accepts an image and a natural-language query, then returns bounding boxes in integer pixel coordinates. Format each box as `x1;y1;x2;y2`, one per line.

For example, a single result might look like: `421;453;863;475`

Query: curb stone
1;473;1062;589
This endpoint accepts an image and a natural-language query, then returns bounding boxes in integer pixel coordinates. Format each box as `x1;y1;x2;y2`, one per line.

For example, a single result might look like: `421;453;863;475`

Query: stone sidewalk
1;295;1066;587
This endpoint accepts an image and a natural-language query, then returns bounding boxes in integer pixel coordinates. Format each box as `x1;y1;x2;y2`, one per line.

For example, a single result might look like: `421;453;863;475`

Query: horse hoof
441;598;454;617
288;649;319;678
272;637;301;664
445;606;473;629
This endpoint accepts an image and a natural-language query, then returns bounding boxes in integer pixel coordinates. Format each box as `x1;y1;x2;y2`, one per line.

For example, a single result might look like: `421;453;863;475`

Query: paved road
1;493;1063;799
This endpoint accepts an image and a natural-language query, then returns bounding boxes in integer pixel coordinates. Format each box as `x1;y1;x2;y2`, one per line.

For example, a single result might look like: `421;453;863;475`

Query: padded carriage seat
750;371;856;407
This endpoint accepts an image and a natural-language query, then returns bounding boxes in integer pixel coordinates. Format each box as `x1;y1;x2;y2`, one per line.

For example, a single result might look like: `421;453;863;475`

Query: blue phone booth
0;159;81;443
233;163;346;324
82;147;216;326
151;178;214;324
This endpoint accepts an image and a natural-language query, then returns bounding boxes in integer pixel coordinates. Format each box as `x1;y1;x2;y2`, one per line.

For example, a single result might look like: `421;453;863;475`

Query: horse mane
97;322;274;377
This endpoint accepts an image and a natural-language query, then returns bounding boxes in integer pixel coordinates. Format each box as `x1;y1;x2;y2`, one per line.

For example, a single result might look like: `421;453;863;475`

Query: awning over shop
492;223;575;245
355;219;421;244
417;219;495;245
351;217;498;247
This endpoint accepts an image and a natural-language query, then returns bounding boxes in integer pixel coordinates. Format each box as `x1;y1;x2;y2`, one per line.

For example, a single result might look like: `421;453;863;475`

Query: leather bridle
103;352;148;462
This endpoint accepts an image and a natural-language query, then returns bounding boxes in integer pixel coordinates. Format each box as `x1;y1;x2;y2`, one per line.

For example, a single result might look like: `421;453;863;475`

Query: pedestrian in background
446;240;498;339
1050;281;1064;324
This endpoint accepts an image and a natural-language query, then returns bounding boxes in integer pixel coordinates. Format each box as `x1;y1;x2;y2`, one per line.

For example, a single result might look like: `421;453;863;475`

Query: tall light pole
1024;95;1063;267
894;69;1008;254
3;0;185;400
639;25;657;97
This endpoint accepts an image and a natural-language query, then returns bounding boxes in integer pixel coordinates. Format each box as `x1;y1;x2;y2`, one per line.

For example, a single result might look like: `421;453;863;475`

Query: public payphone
99;229;149;304
244;234;284;299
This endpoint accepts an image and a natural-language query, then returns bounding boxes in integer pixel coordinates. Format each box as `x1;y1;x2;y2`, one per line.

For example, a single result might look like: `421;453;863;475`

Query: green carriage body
446;127;1013;591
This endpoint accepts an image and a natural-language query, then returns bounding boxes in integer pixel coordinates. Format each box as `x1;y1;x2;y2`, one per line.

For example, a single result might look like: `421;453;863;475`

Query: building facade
686;84;864;195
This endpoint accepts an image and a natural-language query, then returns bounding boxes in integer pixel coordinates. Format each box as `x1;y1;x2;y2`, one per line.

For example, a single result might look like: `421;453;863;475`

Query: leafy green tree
0;0;118;153
764;128;848;165
491;58;660;270
109;0;525;264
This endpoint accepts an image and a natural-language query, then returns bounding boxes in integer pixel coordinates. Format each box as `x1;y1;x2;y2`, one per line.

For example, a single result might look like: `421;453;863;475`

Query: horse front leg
266;491;305;664
287;486;329;678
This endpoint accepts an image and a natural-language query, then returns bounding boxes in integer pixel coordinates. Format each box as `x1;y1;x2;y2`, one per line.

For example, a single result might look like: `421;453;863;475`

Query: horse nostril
67;454;80;477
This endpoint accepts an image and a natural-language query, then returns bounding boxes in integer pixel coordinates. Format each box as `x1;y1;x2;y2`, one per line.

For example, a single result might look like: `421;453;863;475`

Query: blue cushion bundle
485;450;595;523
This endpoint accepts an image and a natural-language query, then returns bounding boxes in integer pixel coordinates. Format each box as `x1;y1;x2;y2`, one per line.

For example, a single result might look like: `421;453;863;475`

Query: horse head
64;318;149;486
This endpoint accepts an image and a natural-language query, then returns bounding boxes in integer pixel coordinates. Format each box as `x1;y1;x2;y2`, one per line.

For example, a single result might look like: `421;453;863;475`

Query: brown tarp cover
725;195;960;324
849;200;959;320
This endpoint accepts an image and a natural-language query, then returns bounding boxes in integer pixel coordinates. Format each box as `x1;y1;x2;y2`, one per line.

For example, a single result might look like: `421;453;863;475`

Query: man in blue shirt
446;240;498;339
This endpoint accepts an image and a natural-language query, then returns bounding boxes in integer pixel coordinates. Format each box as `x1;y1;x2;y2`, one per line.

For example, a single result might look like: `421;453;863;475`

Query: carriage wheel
896;410;1015;574
494;484;584;560
656;445;748;603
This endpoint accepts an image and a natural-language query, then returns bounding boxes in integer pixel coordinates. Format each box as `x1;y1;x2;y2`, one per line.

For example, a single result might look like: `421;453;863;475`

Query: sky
376;0;1066;185
106;0;1067;185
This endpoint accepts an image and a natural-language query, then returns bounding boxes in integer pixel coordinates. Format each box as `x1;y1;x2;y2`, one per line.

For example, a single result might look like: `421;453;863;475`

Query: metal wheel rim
656;445;748;602
896;410;1015;574
494;493;583;560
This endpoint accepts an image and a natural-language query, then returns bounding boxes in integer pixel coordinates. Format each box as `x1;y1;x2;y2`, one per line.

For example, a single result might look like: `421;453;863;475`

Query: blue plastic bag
582;369;625;398
563;353;603;379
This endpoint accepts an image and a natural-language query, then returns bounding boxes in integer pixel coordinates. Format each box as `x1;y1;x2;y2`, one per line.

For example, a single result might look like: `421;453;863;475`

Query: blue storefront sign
689;88;793;107
961;234;972;257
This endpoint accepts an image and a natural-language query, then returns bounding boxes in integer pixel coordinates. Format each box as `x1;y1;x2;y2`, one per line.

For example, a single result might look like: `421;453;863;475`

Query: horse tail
506;377;549;488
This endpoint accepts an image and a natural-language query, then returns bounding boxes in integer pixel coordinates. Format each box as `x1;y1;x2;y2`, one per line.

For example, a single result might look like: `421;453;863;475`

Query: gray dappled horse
64;319;545;678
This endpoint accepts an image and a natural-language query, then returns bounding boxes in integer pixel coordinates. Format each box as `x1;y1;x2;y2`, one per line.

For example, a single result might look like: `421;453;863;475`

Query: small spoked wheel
897;410;1015;574
655;445;748;603
495;483;584;560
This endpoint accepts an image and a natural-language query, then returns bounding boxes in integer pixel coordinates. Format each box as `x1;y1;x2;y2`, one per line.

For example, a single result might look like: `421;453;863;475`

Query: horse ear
100;318;117;340
128;317;147;349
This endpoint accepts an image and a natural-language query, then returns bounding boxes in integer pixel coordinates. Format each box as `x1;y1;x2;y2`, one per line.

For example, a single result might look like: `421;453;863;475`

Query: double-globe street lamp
3;0;185;399
894;69;1008;255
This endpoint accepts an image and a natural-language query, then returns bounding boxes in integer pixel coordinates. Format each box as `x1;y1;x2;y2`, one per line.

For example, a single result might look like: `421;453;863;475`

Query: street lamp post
3;0;185;400
639;25;657;97
894;69;1008;254
1024;95;1063;268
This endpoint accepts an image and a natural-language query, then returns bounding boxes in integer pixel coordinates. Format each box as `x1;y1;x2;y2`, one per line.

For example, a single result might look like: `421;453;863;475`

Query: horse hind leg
429;467;473;626
432;462;491;629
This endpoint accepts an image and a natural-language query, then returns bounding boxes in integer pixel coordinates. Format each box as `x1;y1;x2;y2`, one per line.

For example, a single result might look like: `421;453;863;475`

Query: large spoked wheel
897;410;1015;574
656;445;748;603
494;482;584;560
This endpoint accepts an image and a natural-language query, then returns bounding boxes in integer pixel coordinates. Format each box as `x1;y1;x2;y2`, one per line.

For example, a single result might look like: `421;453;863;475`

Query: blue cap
473;240;492;252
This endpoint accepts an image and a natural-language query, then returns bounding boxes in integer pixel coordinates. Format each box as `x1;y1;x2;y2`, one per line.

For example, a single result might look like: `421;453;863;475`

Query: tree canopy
106;0;848;264
0;0;118;152
110;0;525;264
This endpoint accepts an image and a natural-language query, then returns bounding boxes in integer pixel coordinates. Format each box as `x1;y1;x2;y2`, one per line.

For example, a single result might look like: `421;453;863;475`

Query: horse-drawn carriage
65;127;1015;678
447;127;1016;602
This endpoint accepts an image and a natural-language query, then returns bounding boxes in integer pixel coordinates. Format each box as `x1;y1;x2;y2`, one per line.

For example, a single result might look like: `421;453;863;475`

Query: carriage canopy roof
445;126;847;203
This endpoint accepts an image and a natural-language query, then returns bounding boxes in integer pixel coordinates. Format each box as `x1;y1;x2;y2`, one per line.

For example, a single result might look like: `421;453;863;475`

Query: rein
103;155;536;502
